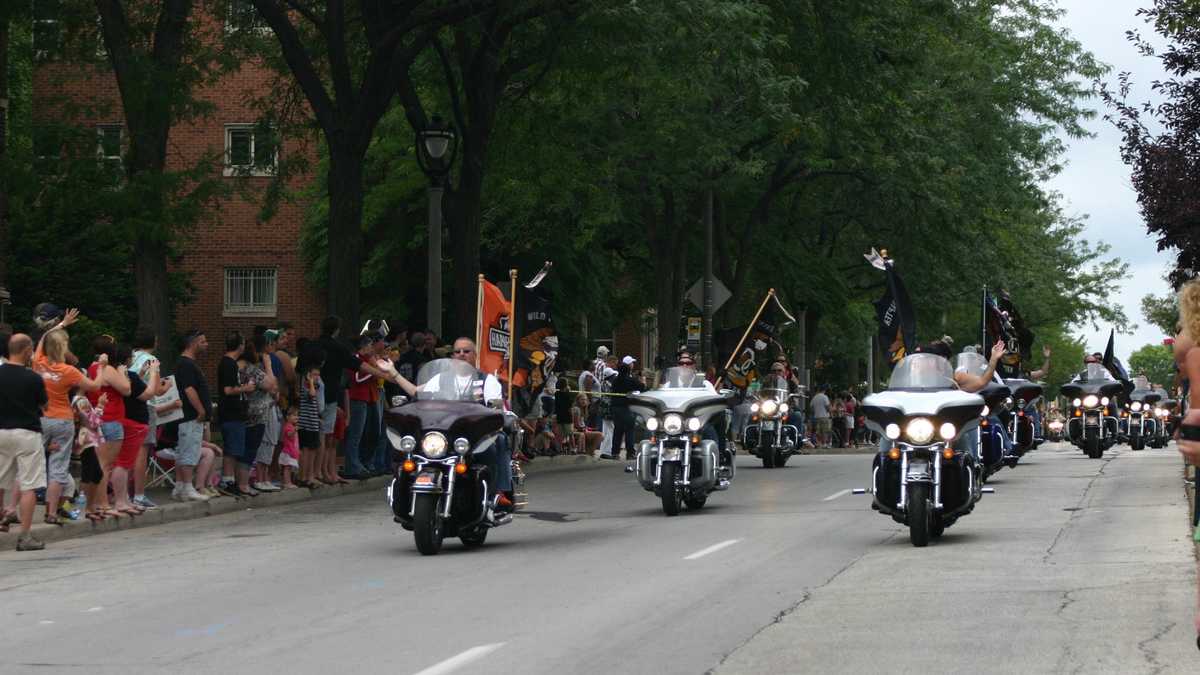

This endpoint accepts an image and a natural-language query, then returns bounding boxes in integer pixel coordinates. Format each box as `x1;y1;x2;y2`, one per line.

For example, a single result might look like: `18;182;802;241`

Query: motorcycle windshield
888;353;955;391
954;351;988;377
1082;363;1114;382
1132;375;1150;390
758;374;789;400
415;359;483;402
659;367;708;390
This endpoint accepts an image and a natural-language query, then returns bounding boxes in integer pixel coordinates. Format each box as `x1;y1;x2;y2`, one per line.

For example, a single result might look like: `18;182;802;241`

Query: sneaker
254;481;280;492
183;485;210;502
16;533;45;551
171;484;188;502
132;495;159;510
203;487;220;498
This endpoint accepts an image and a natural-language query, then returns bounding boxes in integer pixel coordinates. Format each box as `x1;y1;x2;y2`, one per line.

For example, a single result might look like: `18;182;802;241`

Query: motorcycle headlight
1158;408;1169;418
1083;395;1099;408
663;414;684;435
905;418;935;445
387;428;409;451
750;402;760;414
761;400;778;417
686;417;702;432
1073;398;1082;408
453;437;470;455
645;417;659;432
780;403;789;413
939;422;956;441
420;432;448;458
1101;397;1109;406
885;423;901;440
398;434;416;452
1131;402;1142;412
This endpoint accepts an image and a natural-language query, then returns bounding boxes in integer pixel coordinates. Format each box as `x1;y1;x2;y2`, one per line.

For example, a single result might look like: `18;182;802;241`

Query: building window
97;125;123;177
224;268;278;316
34;0;64;61
226;0;269;34
224;123;277;176
33;125;63;174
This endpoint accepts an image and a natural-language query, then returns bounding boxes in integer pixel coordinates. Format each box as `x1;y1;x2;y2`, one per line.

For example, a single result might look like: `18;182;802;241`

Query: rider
673;350;733;469
915;338;1006;461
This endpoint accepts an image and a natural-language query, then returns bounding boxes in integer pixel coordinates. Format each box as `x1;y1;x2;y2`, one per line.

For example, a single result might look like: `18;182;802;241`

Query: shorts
815;418;832;433
0;428;47;491
41;418;75;486
116;420;148;470
244;424;265;466
299;429;321;450
222;422;250;466
176;420;204;467
257;406;281;465
279;452;299;468
79;447;103;484
319;404;337;434
100;420;125;442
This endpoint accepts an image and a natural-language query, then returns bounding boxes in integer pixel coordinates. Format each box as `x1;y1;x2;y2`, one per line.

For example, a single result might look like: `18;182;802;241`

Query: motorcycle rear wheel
413;494;444;556
907;483;932;548
660;463;683;516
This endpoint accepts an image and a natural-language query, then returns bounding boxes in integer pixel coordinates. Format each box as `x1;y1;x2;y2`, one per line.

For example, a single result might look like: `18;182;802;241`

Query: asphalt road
0;442;1195;675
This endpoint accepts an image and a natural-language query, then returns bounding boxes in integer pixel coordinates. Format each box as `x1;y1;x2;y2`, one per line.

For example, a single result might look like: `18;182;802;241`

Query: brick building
33;3;325;380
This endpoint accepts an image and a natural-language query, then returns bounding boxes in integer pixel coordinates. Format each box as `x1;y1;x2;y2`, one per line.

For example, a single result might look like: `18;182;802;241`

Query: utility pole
0;15;10;324
702;188;714;369
797;309;808;389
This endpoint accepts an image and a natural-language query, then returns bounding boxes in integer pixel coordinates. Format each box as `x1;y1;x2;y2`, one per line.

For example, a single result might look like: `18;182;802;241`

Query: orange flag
477;279;510;380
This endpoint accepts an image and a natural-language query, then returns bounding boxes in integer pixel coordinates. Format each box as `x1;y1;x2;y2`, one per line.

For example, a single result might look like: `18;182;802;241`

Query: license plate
414;474;437;486
762;421;775;431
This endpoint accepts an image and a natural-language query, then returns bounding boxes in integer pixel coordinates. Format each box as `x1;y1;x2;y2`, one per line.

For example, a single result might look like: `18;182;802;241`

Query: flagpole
980;285;987;351
508;268;518;408
722;288;775;374
476;274;485;369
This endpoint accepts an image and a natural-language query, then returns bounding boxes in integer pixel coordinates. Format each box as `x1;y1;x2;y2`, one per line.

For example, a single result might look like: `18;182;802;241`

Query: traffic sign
686;277;731;313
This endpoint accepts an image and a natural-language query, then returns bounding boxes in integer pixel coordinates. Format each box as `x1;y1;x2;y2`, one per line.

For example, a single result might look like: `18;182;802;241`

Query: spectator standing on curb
86;336;132;518
607;356;642;461
810;386;832;448
241;337;278;493
112;343;160;516
0;334;49;550
173;330;212;502
342;334;376;479
316;316;394;485
130;328;165;509
296;348;326;488
218;332;256;496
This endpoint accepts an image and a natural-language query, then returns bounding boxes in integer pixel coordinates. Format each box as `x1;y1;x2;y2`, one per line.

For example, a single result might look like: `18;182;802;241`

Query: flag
1102;328;1130;382
478;279;510;379
983;289;1034;379
512;284;558;393
872;257;916;368
716;292;795;378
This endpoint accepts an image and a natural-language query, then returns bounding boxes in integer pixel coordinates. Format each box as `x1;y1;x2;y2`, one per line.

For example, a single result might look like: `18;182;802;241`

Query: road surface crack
1043;453;1116;564
1136;621;1175;675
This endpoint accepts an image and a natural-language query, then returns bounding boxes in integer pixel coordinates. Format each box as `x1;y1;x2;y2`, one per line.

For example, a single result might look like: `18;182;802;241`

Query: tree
1102;0;1200;288
1140;292;1179;336
250;0;491;332
1129;343;1176;389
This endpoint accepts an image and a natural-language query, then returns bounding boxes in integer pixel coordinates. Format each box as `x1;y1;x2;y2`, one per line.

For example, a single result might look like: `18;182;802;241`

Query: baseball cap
34;302;63;320
596;345;610;357
622;355;636;366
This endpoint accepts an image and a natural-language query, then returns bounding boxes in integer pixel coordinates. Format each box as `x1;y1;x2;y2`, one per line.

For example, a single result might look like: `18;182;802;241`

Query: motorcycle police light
1131;401;1143;412
905;418;935;445
939;422;956;441
645;417;659;432
686;417;702;432
1083;395;1099;408
421;432;448;458
760;400;778;417
663;414;684;435
885;423;901;440
1073;398;1082;408
453;437;470;455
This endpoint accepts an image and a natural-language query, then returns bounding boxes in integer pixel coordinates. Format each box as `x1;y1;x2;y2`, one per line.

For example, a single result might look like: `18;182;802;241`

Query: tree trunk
327;148;365;332
0;18;9;312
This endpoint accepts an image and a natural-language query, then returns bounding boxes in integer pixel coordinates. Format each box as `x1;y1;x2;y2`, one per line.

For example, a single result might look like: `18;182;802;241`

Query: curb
0;455;604;550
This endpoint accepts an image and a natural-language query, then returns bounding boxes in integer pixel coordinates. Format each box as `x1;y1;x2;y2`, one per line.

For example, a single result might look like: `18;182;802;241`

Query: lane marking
822;489;851;502
413;643;507;675
39;620;55;625
84;607;103;613
684;539;741;560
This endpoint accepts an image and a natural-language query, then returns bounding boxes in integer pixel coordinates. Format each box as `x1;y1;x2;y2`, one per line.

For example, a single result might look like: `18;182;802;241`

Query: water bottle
75;492;87;513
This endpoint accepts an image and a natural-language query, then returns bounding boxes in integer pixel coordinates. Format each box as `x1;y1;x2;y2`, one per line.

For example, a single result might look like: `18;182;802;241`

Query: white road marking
39;620;55;625
412;643;507;675
822;489;851;502
84;607;103;613
684;539;741;560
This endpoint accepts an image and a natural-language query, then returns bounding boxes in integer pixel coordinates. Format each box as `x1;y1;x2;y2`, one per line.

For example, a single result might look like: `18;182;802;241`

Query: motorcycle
956;351;1010;479
743;374;800;468
1156;397;1179;444
384;359;519;555
629;367;734;516
858;353;988;547
1002;379;1044;457
1148;389;1173;448
1046;418;1065;442
1061;363;1124;459
1124;381;1161;451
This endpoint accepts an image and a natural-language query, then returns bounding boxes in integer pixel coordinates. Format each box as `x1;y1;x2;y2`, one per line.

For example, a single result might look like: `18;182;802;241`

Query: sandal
44;514;65;526
1;511;18;527
85;511;106;523
117;506;141;517
103;508;126;519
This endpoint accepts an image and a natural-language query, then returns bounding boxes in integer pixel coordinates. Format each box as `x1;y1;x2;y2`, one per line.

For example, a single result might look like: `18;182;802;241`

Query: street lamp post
415;114;458;338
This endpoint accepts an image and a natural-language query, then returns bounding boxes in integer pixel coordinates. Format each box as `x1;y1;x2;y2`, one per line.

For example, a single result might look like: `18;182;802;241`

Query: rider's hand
990;340;1006;363
375;357;398;377
1042;344;1052;359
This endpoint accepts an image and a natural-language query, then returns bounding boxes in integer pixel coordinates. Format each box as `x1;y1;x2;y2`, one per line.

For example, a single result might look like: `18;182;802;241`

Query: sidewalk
0;454;603;550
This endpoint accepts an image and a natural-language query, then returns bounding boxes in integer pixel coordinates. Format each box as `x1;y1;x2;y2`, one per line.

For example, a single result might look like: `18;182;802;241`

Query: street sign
686;316;702;350
686;277;731;312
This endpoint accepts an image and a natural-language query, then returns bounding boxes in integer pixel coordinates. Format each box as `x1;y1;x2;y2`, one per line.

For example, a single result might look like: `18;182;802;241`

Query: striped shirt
298;378;325;432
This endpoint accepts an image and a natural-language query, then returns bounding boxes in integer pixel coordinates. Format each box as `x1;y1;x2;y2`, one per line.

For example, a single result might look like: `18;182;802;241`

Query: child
73;393;108;522
279;407;301;489
297;364;325;488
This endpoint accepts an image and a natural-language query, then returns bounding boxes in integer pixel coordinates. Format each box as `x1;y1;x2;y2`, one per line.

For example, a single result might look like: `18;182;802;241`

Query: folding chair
146;447;177;490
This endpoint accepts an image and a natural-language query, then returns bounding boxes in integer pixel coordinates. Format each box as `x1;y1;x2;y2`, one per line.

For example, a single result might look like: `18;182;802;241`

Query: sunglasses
678;360;695;366
454;348;474;354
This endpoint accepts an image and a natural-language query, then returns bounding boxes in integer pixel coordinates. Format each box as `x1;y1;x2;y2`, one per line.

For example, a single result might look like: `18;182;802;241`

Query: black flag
984;289;1035;379
1102;328;1130;383
512;263;558;395
872;258;916;369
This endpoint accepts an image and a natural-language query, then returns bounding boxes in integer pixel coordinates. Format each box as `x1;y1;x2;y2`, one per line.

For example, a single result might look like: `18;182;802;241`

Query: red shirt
86;362;126;422
346;353;377;403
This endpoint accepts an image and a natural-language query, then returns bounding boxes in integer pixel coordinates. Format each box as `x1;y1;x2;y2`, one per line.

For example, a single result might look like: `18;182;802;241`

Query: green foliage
1128;343;1176;389
1140;292;1179;336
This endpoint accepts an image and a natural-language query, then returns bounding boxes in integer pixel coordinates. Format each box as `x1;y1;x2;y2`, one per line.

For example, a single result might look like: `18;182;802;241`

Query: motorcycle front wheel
760;444;776;468
1085;428;1101;459
413;494;444;555
907;483;932;548
660;463;683;516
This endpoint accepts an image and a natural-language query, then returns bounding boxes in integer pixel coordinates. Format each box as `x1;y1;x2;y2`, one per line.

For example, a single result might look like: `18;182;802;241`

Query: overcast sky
1047;1;1172;363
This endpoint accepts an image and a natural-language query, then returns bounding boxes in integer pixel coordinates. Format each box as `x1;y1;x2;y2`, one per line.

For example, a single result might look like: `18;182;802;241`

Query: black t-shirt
174;355;211;422
124;372;151;425
0;363;48;432
217;355;244;422
554;386;573;423
397;349;429;382
318;335;361;405
609;373;641;409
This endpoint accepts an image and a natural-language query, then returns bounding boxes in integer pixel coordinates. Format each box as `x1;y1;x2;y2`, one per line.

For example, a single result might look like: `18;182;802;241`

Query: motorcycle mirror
719;388;734;397
390;395;408;407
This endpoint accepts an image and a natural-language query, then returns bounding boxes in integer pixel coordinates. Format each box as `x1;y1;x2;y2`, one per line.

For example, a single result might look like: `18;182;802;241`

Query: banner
983;289;1035;379
716;293;795;384
512;284;557;392
870;252;916;369
478;279;510;379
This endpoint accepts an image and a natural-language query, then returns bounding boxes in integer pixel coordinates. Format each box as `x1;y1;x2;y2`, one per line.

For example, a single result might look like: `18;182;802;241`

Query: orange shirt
34;355;84;420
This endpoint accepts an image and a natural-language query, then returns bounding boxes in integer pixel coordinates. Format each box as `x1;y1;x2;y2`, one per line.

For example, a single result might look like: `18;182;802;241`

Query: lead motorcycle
743;374;800;468
630;367;734;515
1061;363;1123;459
858;353;988;547
384;359;520;555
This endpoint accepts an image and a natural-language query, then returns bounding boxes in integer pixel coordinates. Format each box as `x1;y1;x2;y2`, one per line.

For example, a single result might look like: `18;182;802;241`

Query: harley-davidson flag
477;279;511;379
869;252;916;369
512;275;558;392
984;289;1035;379
716;292;795;375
